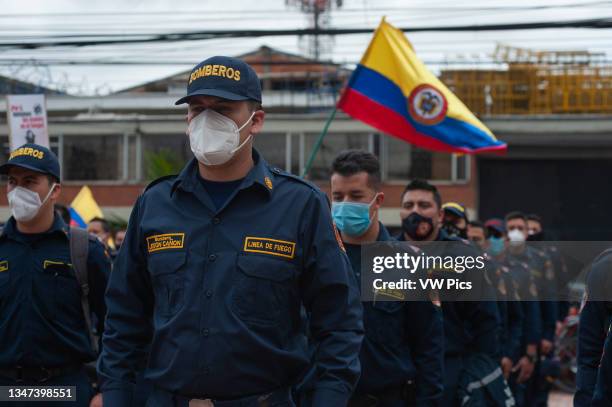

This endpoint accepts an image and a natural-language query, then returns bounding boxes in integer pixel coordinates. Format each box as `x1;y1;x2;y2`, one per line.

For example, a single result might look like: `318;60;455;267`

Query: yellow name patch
147;233;185;253
43;260;71;269
0;261;7;272
243;237;296;259
189;64;241;84
9;147;45;160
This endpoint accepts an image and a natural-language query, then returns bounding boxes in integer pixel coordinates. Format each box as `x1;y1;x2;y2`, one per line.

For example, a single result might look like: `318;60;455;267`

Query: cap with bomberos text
175;56;262;105
0;143;60;181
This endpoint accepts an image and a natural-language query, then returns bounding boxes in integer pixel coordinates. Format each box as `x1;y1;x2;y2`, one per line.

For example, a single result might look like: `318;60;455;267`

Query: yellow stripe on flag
70;186;103;224
360;19;495;139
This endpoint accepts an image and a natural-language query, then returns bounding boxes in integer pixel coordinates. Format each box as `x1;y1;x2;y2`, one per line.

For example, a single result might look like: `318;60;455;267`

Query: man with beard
397;180;500;406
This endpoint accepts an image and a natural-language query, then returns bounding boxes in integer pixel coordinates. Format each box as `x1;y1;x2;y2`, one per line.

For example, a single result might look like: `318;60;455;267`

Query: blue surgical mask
488;236;504;256
331;195;378;237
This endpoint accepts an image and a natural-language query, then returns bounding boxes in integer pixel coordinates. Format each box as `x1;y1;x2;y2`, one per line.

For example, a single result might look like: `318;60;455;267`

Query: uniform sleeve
592;331;612;407
86;239;111;341
462;300;500;359
522;301;542;347
407;301;444;406
506;299;524;362
539;255;558;341
298;190;364;406
97;196;153;407
575;259;612;407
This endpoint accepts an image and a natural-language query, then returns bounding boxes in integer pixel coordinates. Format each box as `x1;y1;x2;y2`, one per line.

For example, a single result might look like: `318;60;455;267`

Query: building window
303;133;371;180
253;133;287;171
63;135;122;181
141;134;191;181
383;135;469;182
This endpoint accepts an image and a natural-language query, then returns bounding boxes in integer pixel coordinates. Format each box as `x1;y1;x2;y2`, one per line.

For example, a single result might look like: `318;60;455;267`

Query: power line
0;18;610;49
0;1;609;18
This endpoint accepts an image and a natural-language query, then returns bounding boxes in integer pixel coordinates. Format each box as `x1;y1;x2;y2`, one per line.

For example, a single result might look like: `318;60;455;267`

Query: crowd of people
0;55;610;407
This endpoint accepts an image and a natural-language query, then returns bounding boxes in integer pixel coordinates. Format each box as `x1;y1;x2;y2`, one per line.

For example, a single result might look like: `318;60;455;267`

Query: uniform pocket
0;266;8;289
232;254;297;326
148;251;187;319
365;301;406;345
42;261;82;327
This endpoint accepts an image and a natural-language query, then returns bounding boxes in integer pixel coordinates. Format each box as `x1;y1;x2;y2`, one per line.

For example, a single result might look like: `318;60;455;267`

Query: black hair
505;211;527;224
46;174;59;185
468;220;485;230
331;150;381;190
526;214;542;225
248;100;263;112
401;179;442;208
89;217;110;233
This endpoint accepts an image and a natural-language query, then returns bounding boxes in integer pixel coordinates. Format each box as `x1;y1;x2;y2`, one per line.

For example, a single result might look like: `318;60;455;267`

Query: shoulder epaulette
269;167;319;192
144;174;178;193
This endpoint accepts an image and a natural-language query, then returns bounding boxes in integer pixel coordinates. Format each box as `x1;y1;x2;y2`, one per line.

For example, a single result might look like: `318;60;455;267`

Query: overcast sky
0;0;610;95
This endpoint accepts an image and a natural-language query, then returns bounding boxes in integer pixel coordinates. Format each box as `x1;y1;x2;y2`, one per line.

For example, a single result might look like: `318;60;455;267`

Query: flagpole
301;106;337;178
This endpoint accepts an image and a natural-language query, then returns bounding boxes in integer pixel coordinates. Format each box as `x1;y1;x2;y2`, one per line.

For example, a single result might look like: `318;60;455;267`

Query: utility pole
286;0;343;61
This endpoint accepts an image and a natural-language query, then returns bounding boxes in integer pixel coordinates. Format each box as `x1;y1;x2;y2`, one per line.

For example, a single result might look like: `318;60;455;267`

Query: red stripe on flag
338;88;507;154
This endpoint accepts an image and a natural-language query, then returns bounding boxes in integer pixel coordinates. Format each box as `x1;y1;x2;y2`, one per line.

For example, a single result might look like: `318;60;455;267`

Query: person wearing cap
441;202;468;239
97;56;363;407
397;180;500;407
0;143;110;407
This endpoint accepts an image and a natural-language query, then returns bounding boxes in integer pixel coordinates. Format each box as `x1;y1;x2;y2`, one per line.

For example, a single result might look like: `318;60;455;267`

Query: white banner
6;94;49;151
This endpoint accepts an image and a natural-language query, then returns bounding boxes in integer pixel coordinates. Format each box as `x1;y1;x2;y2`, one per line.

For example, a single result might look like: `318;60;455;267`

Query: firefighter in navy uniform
328;151;443;407
504;212;557;407
575;249;612;407
467;221;524;386
482;218;540;406
97;56;363;407
397;180;500;407
0;144;110;407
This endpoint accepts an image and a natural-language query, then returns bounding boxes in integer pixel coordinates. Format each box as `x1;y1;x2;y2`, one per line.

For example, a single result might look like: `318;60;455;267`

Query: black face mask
402;212;434;241
442;221;467;239
527;232;544;241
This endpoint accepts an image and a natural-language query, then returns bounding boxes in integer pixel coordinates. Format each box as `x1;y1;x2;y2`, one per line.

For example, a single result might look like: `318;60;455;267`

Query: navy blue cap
175;56;262;105
442;202;467;220
0;143;60;181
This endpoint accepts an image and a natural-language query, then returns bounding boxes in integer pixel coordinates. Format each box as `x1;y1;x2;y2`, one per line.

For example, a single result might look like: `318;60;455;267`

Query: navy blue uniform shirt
98;150;364;406
575;252;612;407
486;257;524;363
0;215;109;367
345;223;443;405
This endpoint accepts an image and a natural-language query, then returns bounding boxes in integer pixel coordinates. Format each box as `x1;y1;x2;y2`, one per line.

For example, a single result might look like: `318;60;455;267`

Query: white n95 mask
8;183;56;222
188;109;255;166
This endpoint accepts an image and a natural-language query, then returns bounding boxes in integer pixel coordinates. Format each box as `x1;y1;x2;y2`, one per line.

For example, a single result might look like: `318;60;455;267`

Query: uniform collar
2;214;68;240
376;222;392;242
172;148;274;198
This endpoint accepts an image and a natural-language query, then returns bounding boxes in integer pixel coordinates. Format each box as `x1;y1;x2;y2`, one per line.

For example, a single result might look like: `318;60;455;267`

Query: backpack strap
69;227;98;354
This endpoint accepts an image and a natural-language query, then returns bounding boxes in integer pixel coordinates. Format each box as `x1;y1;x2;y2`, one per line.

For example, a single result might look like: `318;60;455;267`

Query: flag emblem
408;84;448;126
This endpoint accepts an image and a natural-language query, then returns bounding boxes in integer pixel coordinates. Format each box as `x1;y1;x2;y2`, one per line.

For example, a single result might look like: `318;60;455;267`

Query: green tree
144;149;185;181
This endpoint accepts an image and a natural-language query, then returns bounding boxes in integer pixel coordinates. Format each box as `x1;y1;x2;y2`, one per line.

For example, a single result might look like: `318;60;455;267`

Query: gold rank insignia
0;261;7;272
264;177;273;190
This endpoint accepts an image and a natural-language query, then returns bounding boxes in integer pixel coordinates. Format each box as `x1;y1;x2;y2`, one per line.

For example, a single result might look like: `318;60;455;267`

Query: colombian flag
69;186;104;228
338;19;506;154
